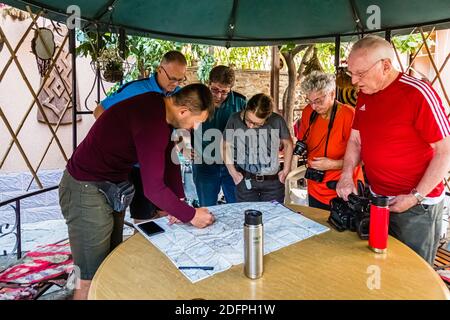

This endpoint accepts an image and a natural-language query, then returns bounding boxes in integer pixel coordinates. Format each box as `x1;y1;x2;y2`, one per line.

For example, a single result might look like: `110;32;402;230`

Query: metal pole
69;28;78;151
334;35;341;71
119;28;126;86
335;35;341;99
97;65;101;103
15;200;21;260
385;29;392;43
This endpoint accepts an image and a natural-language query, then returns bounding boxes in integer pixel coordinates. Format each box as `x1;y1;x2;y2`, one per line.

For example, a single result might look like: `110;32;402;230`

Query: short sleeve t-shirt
224;112;290;175
353;73;450;198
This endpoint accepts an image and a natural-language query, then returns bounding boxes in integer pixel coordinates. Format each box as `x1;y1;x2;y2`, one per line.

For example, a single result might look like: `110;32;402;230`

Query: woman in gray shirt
223;93;293;203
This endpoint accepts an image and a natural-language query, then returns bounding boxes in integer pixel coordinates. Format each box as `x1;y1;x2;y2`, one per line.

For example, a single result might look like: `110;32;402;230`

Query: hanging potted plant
76;30;129;83
97;47;124;83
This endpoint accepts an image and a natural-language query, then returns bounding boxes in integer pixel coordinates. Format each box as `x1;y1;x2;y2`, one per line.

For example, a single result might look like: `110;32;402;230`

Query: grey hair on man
300;71;336;95
349;35;395;62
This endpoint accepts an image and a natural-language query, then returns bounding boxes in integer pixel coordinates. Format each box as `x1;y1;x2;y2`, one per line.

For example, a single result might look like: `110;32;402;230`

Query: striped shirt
353;73;450;201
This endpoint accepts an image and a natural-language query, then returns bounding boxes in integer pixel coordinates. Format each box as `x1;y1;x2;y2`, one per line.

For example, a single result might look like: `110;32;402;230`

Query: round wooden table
88;204;450;300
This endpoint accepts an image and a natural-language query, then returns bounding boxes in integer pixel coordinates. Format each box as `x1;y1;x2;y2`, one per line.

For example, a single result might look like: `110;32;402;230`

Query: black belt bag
96;181;135;213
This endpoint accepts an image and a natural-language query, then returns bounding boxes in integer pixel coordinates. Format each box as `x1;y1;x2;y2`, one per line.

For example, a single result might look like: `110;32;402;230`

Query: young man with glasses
192;65;246;206
92;51;187;224
337;35;450;265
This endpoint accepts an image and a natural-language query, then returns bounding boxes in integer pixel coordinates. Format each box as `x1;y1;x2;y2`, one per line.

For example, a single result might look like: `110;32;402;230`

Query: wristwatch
411;188;425;204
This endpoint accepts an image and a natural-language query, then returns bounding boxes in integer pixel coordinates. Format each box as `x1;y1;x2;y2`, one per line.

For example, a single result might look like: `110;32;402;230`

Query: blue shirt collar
149;73;180;96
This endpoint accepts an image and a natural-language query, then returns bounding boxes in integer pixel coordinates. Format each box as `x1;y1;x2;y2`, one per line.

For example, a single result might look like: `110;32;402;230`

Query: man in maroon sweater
59;83;215;299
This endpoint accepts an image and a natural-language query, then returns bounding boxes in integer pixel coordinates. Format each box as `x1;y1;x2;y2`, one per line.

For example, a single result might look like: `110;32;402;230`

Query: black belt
237;167;279;182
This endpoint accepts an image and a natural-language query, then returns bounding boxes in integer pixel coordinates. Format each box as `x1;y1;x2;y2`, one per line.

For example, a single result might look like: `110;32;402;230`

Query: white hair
300;71;336;95
350;35;395;61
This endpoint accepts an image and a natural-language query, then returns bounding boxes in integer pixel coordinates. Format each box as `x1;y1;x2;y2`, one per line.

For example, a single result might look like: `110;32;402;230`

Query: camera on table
328;194;370;240
293;140;308;157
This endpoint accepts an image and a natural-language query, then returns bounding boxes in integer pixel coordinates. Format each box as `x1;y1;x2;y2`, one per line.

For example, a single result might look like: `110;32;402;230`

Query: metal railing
0;185;59;260
0;184;136;262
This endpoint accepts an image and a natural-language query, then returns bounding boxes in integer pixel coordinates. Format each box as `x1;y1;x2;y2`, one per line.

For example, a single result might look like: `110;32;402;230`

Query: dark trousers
235;177;285;203
389;200;443;265
129;166;159;220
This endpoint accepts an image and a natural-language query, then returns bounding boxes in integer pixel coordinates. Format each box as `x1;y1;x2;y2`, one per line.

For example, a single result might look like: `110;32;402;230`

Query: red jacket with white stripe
353;73;450;198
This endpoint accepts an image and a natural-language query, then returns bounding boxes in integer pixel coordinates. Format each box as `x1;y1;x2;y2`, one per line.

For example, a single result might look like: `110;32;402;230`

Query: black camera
293;140;307;156
328;194;370;240
304;167;325;183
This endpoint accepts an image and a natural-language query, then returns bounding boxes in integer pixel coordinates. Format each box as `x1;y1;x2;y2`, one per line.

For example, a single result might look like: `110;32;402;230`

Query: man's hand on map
167;215;182;225
190;207;215;228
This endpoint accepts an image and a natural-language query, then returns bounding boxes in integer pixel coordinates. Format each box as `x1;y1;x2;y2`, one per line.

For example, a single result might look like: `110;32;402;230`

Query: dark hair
209;65;235;87
245;93;274;120
161;51;187;66
172;83;214;119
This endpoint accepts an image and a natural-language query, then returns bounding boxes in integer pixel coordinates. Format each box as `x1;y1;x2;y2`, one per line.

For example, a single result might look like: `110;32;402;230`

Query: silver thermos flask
244;209;263;279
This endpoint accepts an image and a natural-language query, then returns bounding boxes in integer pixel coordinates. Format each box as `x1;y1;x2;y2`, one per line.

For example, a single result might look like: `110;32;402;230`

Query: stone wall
186;67;304;116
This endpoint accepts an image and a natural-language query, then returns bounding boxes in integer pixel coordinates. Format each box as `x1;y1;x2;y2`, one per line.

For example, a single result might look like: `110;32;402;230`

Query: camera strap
299;110;318;142
323;101;338;158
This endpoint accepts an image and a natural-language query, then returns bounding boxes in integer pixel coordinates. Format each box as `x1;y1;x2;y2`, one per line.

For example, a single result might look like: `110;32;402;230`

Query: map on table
140;201;329;283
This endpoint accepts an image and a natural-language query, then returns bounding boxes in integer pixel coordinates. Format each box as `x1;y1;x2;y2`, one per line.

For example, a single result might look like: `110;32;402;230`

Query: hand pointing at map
190;208;215;228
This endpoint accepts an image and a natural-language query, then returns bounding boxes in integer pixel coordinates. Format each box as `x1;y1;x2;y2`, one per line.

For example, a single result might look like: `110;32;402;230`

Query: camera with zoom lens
328;194;370;240
304;167;325;183
293;140;308;157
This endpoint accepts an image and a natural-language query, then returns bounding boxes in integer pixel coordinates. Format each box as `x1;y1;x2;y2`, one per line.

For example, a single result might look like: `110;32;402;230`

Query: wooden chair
434;244;450;289
284;166;307;207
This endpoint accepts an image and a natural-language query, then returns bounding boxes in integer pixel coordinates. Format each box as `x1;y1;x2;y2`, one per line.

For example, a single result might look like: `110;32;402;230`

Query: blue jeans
193;164;236;207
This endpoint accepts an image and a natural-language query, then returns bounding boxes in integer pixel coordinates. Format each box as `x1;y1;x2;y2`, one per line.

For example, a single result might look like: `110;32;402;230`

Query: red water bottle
369;196;390;253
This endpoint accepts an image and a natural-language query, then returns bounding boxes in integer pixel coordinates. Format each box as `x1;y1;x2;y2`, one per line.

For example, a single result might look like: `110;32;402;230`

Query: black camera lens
305;167;325;182
293;140;307;156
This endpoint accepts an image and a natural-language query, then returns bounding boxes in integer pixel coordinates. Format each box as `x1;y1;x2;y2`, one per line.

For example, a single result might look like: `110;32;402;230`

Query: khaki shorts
59;170;124;280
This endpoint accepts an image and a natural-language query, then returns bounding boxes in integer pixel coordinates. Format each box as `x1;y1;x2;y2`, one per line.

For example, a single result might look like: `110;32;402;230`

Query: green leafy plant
126;37;184;79
197;53;215;83
392;33;434;55
76;30;126;82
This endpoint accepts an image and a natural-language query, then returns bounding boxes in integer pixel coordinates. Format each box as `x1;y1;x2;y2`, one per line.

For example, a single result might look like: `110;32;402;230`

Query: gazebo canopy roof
3;0;450;46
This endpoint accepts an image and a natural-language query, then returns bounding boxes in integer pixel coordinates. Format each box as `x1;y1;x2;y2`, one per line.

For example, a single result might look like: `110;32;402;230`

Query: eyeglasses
243;110;266;128
305;94;327;106
210;86;231;97
346;59;384;79
160;66;187;84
